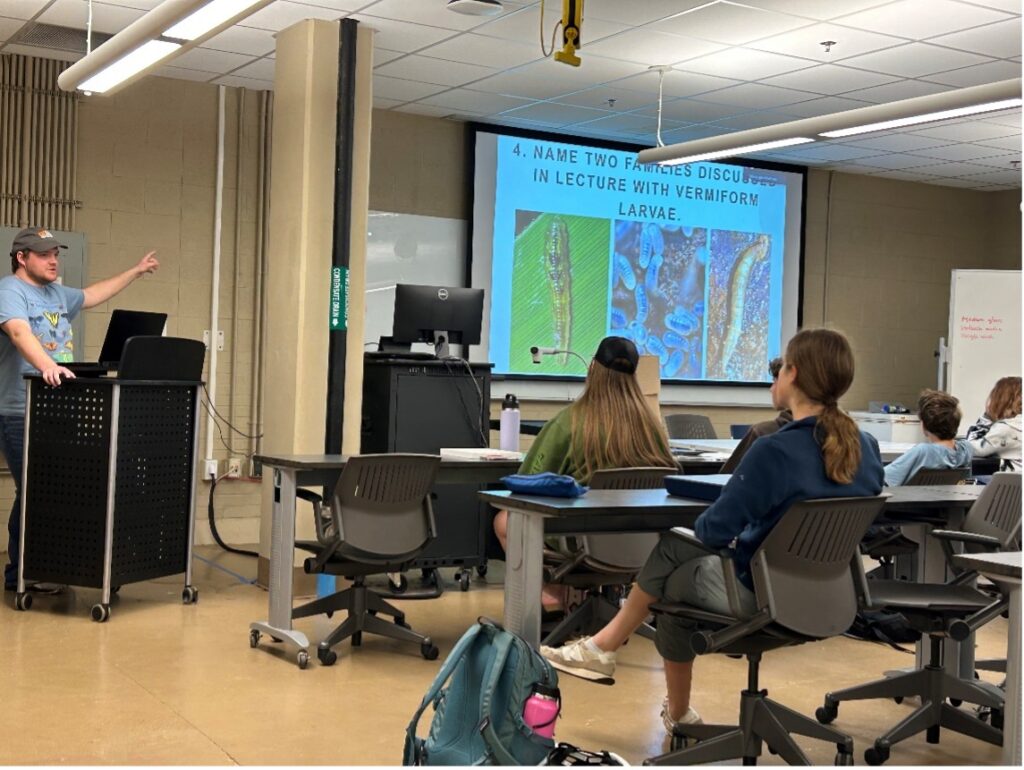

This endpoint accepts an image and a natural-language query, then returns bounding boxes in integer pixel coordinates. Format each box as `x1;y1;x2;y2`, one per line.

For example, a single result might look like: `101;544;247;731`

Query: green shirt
518;407;584;481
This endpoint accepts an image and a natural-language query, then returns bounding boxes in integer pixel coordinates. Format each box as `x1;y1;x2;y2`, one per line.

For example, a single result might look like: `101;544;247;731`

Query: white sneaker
540;636;617;684
662;697;703;736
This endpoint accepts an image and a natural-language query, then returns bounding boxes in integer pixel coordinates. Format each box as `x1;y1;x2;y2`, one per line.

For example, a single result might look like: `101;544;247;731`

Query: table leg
503;507;545;648
250;468;309;664
1003;582;1021;766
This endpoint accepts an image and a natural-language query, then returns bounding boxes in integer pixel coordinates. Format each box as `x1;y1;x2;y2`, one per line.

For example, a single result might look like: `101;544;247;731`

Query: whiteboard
947;269;1022;430
363;211;467;353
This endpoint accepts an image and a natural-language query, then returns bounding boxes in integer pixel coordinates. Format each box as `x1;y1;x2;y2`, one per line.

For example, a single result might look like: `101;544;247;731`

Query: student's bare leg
494;509;565;610
665;659;694;719
493;509;508;551
590;584;658;651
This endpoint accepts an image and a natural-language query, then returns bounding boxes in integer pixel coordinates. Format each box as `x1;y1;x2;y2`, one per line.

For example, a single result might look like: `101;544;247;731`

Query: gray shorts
637;533;757;663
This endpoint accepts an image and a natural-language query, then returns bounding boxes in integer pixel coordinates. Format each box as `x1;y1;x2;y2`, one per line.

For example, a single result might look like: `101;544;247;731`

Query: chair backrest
332;454;441;562
963;472;1022;548
749;496;887;640
665;413;717;440
905;466;971;485
577;467;676;571
730;424;752;440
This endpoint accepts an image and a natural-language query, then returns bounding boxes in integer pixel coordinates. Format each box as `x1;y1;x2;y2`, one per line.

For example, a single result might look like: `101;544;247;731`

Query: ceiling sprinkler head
1011;160;1021;169
648;64;674;74
607;98;617;108
820;40;837;53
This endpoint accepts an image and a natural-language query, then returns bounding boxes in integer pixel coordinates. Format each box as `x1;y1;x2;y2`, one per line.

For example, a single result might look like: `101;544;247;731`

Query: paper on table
440;447;523;461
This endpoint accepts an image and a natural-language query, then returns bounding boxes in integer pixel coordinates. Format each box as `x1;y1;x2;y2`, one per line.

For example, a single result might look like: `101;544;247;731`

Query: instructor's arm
0;319;74;386
82;251;159;309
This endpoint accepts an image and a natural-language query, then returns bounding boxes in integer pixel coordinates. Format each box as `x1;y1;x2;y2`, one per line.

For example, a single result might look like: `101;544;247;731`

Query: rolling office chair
664;413;717;440
541;467;676;647
292;454;442;666
817;473;1021;765
644;495;888;767
861;466;972;580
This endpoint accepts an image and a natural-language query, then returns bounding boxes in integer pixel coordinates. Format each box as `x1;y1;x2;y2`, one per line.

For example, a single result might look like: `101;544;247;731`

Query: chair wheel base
421;640;439;660
865;743;890;765
318;647;338;666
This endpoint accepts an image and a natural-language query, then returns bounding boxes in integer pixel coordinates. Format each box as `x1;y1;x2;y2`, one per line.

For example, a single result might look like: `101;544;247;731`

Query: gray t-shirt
0;275;85;416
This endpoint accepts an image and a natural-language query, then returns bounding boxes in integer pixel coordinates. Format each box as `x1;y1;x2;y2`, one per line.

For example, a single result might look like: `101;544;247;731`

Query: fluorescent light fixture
165;0;267;40
58;0;276;95
637;78;1021;167
657;137;815;166
820;98;1023;138
78;40;180;94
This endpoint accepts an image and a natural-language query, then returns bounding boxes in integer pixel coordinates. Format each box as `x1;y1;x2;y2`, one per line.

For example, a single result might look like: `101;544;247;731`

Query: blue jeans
0;414;25;588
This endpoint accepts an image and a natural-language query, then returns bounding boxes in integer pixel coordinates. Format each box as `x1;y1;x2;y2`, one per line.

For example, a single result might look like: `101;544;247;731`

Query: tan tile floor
0;548;1010;765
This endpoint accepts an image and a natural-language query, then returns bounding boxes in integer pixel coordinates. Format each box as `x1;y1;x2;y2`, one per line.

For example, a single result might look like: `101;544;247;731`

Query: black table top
953;551;1022;580
26;374;202;387
255;453;521;471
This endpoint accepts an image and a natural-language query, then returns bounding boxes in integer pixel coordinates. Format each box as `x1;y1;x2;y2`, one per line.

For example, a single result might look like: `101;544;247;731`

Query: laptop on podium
65;309;168;375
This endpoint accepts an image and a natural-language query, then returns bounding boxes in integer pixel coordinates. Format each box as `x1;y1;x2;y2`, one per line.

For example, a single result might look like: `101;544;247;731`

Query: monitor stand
378;336;411;354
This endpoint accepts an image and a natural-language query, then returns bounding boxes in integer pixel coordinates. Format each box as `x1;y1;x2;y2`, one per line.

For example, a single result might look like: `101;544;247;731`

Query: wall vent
8;23;113;54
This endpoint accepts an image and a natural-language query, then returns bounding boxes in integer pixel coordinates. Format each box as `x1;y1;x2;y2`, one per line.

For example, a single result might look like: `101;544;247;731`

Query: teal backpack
404;618;559;766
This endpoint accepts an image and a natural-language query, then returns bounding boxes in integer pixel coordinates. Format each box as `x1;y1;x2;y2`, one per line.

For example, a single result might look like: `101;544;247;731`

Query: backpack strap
404;622;486;765
477;631;521;766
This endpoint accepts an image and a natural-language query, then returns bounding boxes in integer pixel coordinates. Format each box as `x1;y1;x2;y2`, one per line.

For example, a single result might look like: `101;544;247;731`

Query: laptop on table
64;309;168;375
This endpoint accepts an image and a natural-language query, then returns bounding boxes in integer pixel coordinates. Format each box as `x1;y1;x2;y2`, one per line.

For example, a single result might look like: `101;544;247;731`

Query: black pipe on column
325;17;358;456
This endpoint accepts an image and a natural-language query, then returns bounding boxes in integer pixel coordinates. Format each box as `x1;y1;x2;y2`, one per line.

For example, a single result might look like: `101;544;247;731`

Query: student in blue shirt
542;328;884;738
883;389;972;486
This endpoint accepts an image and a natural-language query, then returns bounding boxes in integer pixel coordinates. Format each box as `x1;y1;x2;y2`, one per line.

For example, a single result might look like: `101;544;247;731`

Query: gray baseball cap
10;227;67;256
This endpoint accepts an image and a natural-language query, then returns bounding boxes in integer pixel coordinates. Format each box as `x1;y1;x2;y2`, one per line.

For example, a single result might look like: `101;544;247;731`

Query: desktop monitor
392;284;484;358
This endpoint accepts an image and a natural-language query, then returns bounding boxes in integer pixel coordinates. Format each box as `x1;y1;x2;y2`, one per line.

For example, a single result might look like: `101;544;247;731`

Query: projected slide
474;131;803;383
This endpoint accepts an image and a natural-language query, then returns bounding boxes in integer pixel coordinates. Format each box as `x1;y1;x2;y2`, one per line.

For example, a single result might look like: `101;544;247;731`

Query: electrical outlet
204;459;219;479
202;330;225;351
227;458;242;478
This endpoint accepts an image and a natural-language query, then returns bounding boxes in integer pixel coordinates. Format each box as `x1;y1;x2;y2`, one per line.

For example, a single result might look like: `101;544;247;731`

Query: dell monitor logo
437;288;449;300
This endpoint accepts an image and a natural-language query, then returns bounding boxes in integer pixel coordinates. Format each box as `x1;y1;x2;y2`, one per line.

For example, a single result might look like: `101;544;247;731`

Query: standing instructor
0;227;159;591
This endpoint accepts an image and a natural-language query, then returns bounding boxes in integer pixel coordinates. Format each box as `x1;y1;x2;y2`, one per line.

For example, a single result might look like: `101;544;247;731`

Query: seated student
492;335;675;608
967;376;1022;472
883;389;972;486
720;357;792;474
541;328;884;737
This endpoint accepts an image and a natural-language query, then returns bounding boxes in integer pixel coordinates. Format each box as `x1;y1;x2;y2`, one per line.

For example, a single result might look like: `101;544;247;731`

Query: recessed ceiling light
446;0;504;15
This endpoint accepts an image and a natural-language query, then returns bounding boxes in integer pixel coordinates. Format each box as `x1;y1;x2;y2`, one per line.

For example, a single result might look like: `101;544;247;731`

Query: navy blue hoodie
695;416;885;590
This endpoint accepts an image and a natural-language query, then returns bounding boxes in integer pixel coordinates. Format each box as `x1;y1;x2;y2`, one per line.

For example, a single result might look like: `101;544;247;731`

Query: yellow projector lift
554;0;583;67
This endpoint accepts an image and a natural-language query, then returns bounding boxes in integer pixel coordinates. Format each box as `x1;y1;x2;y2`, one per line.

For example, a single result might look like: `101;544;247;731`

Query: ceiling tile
843;132;956;152
92;0;164;8
970;152;1022;169
974;133;1023;151
869;169;945;181
907;142;1010;162
838;42;993;79
394;102;466;118
781;95;875;117
500;101;614;127
360;0;520;32
372;74;447;103
472;5;620;46
585;0;709;25
583;29;725;67
740;0;910;21
294;0;379;10
759;63;898;95
174;47;255;73
832;0;1013;40
243;2;347;31
375;54;496;87
415;33;543;70
653;123;731;142
373;96;404;109
910;119;1019;141
649;97;751;123
926;59;1022;87
616;69;742;99
658;2;813;46
959;168;1023;184
910;160;1009;176
471;55;642;100
153;65;216;83
771;143;885;161
751;22;909;62
959;0;1022;11
704;109;803;130
200;25;277;57
848;152;943;169
372;48;404;66
553;85;661;112
977;109;1021;128
211;74;274;91
572;111;685;137
677;47;816;80
927;18;1022;59
1;1;52;21
415;88;533;115
39;0;145;34
843;79;952;103
692;81;817;109
232;57;275;81
0;17;25;42
826;163;895;174
350;14;457;52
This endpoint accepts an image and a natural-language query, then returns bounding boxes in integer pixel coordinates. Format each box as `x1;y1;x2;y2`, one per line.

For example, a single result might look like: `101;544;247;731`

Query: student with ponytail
542;328;884;738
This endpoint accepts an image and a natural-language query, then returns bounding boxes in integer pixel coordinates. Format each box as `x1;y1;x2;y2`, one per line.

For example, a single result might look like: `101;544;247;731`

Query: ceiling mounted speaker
446;0;504;16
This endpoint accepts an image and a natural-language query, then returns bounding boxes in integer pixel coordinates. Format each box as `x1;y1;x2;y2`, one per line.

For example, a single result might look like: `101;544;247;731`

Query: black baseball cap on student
594;335;639;374
9;227;67;257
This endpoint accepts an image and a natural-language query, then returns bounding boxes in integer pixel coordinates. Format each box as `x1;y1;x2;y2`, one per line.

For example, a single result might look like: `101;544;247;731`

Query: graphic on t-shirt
30;309;75;363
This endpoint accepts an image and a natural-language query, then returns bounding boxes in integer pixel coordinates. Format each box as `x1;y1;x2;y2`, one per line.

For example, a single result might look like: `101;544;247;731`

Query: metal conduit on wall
0;54;79;230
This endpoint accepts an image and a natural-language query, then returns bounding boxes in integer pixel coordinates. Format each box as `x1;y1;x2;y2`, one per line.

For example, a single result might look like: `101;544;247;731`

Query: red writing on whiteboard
959;314;1002;341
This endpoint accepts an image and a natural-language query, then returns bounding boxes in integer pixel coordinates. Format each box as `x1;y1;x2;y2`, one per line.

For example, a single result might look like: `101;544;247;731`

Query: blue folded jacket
501;472;588;498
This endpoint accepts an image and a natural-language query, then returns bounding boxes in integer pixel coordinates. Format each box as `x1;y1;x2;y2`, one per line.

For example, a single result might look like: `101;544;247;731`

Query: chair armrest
930;530;1003;549
692;608;773;654
668;527;731;558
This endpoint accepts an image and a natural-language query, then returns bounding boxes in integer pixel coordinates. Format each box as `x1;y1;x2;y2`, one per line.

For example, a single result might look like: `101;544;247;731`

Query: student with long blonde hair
542;328;884;738
492;336;675;606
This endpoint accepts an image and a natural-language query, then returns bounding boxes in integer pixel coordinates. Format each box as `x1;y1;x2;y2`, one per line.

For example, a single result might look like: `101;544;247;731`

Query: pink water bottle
523;684;560;739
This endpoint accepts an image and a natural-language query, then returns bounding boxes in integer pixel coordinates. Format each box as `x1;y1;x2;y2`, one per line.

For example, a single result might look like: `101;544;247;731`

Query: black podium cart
14;374;202;622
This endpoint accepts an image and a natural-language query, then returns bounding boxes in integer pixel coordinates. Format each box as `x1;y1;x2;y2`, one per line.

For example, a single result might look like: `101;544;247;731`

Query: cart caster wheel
864;742;890;765
388;575;408;594
422;569;439;588
91;603;110;623
476;563;488;578
421;640;439;660
352;632;362;647
318;647;338;666
835;749;854;766
816;701;838;725
14;592;32;611
395;615;411;629
249;629;260;648
893;696;903;704
296;650;309;669
991;709;1004;731
458;571;470;591
182;586;198;604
